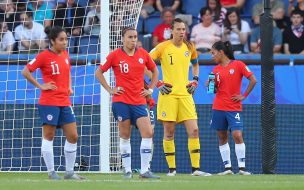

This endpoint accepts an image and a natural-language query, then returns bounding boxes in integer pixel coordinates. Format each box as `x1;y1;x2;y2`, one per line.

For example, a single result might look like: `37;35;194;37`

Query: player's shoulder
35;49;52;60
137;47;149;54
232;60;247;68
156;40;172;50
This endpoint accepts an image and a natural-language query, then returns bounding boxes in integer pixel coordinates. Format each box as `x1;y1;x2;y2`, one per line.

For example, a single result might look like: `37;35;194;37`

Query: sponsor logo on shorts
47;114;53;121
117;116;123;121
162;111;166;117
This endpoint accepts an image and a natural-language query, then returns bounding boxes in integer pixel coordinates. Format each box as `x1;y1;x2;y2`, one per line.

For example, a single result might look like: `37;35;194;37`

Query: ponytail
212;41;235;60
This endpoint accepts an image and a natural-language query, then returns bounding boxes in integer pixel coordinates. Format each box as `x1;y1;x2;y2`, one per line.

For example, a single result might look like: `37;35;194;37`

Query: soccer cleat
191;170;212;176
238;170;252;175
48;171;61;180
217;169;234;175
166;169;176;177
139;171;160;179
64;171;86;180
123;171;133;179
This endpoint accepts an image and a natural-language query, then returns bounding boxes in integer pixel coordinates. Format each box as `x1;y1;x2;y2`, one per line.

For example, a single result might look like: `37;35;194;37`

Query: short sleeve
145;50;156;71
238;61;253;78
27;53;44;72
99;52;114;72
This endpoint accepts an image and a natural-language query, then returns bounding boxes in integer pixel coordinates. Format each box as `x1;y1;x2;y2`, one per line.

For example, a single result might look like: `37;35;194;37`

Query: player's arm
21;67;57;91
231;74;257;102
95;67;124;95
186;46;199;94
69;72;73;95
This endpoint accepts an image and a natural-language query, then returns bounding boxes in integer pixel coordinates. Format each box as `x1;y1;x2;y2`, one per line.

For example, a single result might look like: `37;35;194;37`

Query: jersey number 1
51;63;60;75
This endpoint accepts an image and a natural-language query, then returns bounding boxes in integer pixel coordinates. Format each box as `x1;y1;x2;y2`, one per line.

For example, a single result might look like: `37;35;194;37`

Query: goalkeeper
149;18;211;177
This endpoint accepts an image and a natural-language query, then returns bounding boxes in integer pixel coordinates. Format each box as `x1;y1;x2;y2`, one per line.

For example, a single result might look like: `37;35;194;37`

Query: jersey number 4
51;63;60;75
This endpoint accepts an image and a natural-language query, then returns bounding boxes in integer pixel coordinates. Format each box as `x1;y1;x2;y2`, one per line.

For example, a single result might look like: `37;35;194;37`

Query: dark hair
224;7;241;31
291;9;303;17
200;7;212;21
161;8;175;18
20;11;33;19
44;26;66;44
171;18;193;51
212;41;235;60
207;0;222;22
121;27;136;36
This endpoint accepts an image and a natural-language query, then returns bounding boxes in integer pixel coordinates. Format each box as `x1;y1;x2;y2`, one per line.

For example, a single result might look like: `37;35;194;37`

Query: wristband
243;92;249;98
193;76;199;81
148;88;154;93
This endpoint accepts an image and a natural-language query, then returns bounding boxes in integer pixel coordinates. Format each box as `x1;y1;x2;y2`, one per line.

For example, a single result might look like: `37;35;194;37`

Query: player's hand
40;81;57;91
140;88;153;97
68;88;73;95
110;86;124;95
146;97;155;109
231;94;245;102
186;80;198;94
156;80;172;95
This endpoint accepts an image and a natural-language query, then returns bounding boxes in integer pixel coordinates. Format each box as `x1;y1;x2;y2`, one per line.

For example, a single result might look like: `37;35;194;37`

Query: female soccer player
95;27;159;179
150;18;211;177
208;41;257;175
22;26;84;180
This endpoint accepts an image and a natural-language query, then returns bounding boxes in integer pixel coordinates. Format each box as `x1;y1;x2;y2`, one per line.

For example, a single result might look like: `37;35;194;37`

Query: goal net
0;0;143;172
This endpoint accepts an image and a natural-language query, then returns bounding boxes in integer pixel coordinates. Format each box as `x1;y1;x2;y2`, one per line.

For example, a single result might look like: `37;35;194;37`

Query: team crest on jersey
162;111;166;117
47;114;53;121
117;116;123;121
184;51;189;57
65;58;69;65
229;69;234;74
138;58;144;64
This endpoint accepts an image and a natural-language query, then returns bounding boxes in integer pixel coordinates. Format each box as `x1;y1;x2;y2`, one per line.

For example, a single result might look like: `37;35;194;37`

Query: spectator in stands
53;0;85;36
220;0;245;9
191;7;221;54
141;0;156;19
152;8;174;47
283;10;304;54
288;0;304;17
84;0;100;35
27;0;54;27
0;0;20;32
250;21;282;54
14;11;47;53
207;0;227;27
222;8;250;54
156;0;181;13
0;21;15;54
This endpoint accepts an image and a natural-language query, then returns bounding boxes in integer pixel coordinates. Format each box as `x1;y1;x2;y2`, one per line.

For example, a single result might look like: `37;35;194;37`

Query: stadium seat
182;0;206;17
144;16;162;34
67;36;77;54
137;17;144;34
78;35;100;54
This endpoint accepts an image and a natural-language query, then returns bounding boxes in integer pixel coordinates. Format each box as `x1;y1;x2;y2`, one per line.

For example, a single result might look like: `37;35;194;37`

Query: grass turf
0;173;303;190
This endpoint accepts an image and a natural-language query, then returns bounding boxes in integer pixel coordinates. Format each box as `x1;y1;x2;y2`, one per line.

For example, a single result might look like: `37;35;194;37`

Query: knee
189;128;199;138
233;133;243;144
44;131;55;141
67;133;78;144
164;129;174;140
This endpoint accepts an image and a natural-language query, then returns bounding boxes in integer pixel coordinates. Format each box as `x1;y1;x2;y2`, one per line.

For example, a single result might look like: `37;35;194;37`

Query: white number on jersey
51;62;60;75
235;113;240;121
119;63;129;73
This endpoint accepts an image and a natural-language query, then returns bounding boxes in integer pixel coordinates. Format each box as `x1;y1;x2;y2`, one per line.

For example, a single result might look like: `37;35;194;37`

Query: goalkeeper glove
186;80;198;94
146;97;155;109
156;80;173;95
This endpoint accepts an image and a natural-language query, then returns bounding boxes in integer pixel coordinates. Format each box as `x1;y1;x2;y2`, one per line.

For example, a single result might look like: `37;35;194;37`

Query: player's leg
38;105;61;180
148;106;156;170
178;97;210;176
157;95;178;176
61;106;85;180
112;102;133;178
133;105;159;179
228;111;251;175
210;110;233;175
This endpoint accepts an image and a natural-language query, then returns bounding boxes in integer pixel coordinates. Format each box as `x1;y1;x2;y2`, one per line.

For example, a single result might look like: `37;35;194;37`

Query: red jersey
212;60;253;111
220;0;236;6
152;23;171;43
100;48;156;105
27;50;71;106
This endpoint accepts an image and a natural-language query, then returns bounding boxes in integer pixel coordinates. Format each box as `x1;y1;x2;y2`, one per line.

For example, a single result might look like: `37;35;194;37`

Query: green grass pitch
0;173;303;190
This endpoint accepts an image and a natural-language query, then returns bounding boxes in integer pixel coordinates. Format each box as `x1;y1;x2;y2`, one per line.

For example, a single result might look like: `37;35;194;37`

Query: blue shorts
112;102;149;125
37;105;76;127
149;106;156;127
210;110;243;131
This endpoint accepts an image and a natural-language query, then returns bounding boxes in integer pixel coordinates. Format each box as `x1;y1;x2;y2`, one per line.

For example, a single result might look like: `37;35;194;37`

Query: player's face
172;22;186;40
123;30;137;50
210;48;222;63
52;31;68;52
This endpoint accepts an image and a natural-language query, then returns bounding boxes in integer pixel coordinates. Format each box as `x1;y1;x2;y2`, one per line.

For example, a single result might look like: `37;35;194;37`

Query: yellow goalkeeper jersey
150;40;198;97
